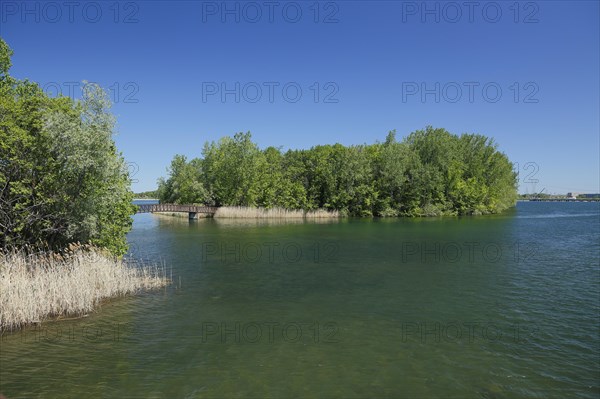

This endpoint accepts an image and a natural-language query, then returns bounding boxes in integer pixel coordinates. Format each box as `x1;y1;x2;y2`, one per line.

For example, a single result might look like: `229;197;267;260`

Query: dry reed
0;246;169;331
213;206;340;219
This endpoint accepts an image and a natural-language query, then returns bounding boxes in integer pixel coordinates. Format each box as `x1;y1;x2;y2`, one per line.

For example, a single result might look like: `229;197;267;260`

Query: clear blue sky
2;0;599;194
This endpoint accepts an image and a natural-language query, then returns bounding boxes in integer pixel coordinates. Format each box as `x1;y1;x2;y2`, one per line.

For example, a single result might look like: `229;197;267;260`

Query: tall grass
154;212;210;219
305;209;341;219
0;246;169;331
213;206;340;219
213;217;341;227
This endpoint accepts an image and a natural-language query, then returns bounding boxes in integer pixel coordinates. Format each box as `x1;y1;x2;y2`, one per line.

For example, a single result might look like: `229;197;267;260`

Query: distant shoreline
517;199;600;202
133;198;159;201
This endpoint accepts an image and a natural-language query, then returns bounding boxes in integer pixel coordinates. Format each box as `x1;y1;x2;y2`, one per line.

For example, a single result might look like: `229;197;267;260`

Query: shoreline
146;205;514;219
517;199;600;202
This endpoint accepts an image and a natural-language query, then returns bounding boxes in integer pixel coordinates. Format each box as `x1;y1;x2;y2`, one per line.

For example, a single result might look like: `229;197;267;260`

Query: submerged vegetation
159;129;518;217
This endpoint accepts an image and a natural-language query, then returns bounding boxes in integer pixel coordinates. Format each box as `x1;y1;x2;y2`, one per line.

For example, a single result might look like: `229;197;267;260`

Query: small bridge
137;204;218;219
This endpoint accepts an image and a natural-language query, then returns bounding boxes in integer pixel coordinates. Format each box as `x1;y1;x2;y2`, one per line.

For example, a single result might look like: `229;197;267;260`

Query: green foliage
0;39;135;255
157;155;207;205
0;39;12;77
134;190;159;199
158;126;517;217
200;132;264;206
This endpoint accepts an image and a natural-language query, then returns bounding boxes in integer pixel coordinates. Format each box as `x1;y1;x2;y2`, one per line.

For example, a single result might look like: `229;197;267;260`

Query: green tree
256;146;306;209
0;40;136;255
376;131;411;216
201;132;265;206
157;155;208;204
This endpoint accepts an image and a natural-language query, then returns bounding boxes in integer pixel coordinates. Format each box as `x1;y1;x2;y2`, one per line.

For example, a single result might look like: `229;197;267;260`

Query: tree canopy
0;39;135;255
158;128;518;216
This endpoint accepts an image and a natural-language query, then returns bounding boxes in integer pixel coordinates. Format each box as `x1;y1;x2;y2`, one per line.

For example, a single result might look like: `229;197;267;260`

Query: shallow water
1;202;599;398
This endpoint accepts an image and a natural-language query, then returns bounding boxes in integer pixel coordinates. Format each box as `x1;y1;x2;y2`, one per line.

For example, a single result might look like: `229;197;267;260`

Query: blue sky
2;0;599;194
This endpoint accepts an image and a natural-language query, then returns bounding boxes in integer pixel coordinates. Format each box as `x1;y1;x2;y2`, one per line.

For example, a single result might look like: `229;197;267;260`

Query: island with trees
158;129;518;217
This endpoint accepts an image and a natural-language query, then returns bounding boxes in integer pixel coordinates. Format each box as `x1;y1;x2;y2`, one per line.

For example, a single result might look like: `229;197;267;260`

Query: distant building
566;192;579;199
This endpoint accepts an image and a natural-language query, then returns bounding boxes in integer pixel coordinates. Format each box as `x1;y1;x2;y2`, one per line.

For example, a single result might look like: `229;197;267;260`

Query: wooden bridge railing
137;204;218;216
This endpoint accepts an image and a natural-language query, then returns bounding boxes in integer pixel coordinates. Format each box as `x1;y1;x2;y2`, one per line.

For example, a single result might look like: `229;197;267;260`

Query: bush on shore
0;39;135;256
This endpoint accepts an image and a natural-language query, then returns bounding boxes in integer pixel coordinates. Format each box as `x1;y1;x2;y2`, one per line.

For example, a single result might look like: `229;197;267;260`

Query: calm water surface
1;202;599;398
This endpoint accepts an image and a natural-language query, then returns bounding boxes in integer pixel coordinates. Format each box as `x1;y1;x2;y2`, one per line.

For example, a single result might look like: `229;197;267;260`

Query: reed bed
0;247;169;331
213;206;340;219
154;212;210;218
305;209;341;218
213;217;341;227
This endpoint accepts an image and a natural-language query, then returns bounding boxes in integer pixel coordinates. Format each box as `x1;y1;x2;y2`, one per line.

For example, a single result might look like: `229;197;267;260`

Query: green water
1;202;599;398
